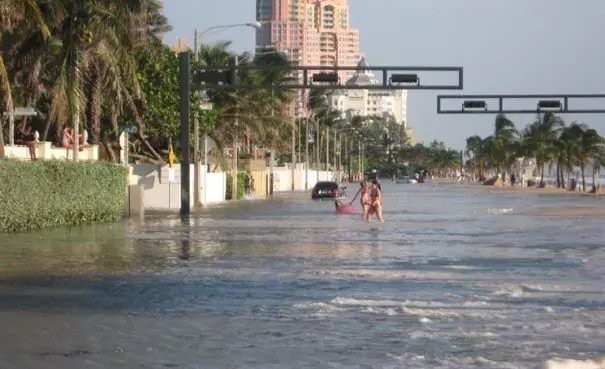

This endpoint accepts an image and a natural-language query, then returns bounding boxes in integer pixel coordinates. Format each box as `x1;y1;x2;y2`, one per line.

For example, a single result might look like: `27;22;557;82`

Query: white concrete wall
272;165;338;192
127;163;341;210
205;172;226;204
5;142;99;161
129;163;227;210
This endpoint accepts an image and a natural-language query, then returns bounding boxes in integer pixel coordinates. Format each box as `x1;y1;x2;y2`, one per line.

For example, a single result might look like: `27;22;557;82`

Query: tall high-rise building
256;0;362;114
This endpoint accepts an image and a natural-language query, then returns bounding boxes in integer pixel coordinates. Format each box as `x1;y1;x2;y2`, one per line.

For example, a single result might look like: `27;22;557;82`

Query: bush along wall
0;159;127;232
225;172;246;200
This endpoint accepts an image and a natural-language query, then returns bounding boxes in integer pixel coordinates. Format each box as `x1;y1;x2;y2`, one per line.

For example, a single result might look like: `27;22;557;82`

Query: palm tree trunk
560;166;565;189
581;165;586;192
87;70;102;145
555;165;560;187
0;120;5;159
592;169;597;192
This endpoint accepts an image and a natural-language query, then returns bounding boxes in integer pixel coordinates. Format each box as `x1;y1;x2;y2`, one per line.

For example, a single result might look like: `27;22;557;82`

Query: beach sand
443;180;605;216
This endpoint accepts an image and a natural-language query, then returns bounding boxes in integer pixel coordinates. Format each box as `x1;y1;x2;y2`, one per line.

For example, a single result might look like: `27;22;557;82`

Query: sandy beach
439;180;605;216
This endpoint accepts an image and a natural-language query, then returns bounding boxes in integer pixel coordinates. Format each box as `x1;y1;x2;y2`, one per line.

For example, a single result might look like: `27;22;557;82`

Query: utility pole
325;126;329;176
291;115;295;191
333;128;337;178
290;91;296;191
231;55;239;201
305;115;309;190
315;122;320;180
460;150;464;179
338;132;342;180
193;29;201;207
179;51;191;214
358;139;361;174
344;136;350;180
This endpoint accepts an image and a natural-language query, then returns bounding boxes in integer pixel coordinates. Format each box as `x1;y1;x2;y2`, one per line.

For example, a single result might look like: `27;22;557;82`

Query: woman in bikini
366;180;384;222
61;123;72;148
360;181;370;218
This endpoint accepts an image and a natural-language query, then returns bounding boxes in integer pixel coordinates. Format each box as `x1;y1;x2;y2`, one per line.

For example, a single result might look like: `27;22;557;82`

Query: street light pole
315;121;320;180
333;128;337;179
231;55;239;201
338;131;342;180
193;29;201;207
291;109;295;191
305;114;309;190
358;139;361;174
325;126;329;176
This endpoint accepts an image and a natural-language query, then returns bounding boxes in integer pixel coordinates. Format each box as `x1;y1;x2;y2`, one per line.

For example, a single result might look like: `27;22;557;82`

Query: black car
311;181;345;199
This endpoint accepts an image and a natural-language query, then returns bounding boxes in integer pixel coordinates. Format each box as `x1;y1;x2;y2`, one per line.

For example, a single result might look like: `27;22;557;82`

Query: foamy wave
317;297;507;319
293;301;344;312
540;358;605;369
311;268;460;280
488;208;514;214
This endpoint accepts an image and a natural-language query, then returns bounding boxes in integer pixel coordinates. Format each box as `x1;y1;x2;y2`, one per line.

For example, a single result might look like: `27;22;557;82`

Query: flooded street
1;182;605;369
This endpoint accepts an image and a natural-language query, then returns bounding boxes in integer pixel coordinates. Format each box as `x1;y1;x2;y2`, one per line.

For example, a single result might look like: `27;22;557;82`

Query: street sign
168;145;175;167
200;102;213;111
118;125;138;134
13;107;36;116
2;107;36;116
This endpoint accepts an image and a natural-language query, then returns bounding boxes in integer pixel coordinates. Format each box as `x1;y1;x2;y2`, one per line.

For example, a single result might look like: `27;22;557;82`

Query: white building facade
329;57;408;128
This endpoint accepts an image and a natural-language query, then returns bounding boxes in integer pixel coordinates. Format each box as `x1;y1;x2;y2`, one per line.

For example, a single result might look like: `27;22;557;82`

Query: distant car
311;181;345;199
396;176;417;184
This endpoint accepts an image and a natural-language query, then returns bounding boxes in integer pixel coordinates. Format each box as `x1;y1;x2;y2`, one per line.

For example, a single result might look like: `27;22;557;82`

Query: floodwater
1;182;604;369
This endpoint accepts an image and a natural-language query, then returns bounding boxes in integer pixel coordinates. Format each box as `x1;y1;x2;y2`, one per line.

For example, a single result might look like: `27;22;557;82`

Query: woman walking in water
366;180;383;222
359;181;370;218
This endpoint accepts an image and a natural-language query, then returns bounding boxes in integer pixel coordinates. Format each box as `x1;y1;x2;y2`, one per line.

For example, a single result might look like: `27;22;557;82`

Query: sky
162;0;605;149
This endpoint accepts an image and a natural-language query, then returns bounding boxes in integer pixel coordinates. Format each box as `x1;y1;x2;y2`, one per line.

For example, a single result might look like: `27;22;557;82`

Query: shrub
0;159;127;232
225;172;246;200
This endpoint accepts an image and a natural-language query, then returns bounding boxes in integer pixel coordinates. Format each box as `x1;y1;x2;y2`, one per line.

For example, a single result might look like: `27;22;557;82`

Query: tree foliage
465;113;605;191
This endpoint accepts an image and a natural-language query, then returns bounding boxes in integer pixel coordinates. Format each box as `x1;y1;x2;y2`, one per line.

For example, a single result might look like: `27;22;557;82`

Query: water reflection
179;214;191;261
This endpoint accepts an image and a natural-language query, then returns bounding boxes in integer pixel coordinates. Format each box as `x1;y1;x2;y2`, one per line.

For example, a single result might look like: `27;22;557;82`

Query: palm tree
491;114;518;175
465;134;482;178
522;112;564;184
0;0;50;158
46;1;167;160
573;125;605;191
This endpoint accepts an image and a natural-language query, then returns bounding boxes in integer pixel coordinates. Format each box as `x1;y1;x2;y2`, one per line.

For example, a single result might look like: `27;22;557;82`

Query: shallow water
0;182;604;369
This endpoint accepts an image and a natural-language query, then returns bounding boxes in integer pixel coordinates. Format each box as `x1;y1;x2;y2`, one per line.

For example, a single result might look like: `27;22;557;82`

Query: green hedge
225;172;246;200
0;159;127;232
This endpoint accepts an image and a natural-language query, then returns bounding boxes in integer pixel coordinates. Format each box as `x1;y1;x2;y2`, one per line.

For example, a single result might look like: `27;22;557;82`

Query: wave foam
488;208;514;214
541;358;605;369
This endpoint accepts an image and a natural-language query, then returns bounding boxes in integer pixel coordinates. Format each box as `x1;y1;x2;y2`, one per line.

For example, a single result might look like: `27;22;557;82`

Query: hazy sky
163;0;605;149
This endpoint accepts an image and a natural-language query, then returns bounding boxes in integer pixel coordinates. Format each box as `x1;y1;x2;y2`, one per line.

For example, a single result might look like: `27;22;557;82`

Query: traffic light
311;72;339;84
537;100;562;110
192;68;234;86
390;74;419;85
462;100;487;110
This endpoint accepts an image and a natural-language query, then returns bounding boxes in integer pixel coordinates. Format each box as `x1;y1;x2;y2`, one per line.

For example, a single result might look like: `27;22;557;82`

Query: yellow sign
168;145;175;167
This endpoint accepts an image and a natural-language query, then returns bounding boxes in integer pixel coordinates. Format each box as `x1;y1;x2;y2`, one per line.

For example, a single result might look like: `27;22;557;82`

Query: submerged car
396;176;418;184
311;181;346;199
